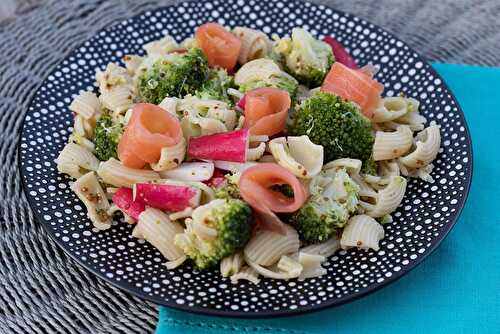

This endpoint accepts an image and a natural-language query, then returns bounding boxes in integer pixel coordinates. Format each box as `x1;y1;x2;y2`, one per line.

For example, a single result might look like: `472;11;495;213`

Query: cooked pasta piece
73;114;91;138
179;96;237;135
134;207;185;261
323;158;362;174
71;171;111;230
96;63;133;91
97;158;159;187
169;207;193;221
298;252;327;281
393;98;427;131
165;255;187;270
220;252;244;277
150;137;186;171
245;260;293;280
379;160;400;177
122;55;144;75
300;236;340;258
244;224;300;266
235;115;245;129
56;142;100;179
365;176;407;218
158;96;179;116
230;266;261;285
340;215;384;251
233;27;271;64
69;134;95;152
372;97;410;123
276;255;302;278
349;172;378;199
143;35;179;56
69;91;101;120
234;58;296;89
269;136;323;178
159;162;214;182
373;125;413;161
247;142;266;161
99;85;135;114
399;125;441;168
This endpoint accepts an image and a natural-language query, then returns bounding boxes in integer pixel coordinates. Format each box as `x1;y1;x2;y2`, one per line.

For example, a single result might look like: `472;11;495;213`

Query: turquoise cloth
156;63;500;334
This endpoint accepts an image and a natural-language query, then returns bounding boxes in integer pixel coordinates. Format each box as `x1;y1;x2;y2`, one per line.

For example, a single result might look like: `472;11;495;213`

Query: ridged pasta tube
277;255;303;278
97;158;159;187
373;125;413;161
233;27;271;64
56;142;100;179
158;96;179;116
69;91;101;120
244;225;300;266
269;136;324;178
220;252;244;277
150;137;186;172
122;55;144;75
230;266;261;285
365;176;407;218
159;162;214;182
234;58;282;85
246;142;266;161
372;97;410;123
99;85;135;114
71;171;111;230
300;236;340;258
340;215;385;251
323;158;362;174
179;96;237;135
399;125;441;168
143;35;178;56
134;208;185;261
298;252;327;281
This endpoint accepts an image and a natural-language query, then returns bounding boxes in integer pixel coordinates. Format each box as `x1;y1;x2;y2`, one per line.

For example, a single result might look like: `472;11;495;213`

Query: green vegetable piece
289;91;374;162
93;111;123;161
138;48;210;104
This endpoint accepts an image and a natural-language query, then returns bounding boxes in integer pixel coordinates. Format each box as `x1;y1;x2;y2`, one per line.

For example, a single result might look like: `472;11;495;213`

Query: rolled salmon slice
239;163;307;234
243;87;291;137
321;62;384;118
118;103;183;168
195;22;242;71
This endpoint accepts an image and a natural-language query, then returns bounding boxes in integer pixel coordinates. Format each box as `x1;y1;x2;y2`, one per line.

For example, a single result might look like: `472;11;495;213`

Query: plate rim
17;0;474;318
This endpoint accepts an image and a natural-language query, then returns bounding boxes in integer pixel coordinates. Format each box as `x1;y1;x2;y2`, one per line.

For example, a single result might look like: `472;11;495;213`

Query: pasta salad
55;23;441;284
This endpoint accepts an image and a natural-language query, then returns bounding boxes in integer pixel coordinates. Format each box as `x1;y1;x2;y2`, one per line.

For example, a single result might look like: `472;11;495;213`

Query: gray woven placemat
0;0;498;333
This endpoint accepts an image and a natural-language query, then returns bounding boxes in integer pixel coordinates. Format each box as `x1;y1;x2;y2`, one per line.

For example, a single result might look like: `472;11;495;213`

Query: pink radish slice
204;168;227;188
112;187;146;221
237;95;246;110
188;129;249;162
134;183;201;212
323;36;358;69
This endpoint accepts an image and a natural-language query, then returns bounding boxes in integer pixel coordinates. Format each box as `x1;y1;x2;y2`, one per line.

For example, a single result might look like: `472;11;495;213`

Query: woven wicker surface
0;0;498;333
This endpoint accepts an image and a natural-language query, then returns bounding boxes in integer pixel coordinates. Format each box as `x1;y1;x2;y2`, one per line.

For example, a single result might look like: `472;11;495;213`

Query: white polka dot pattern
18;0;472;316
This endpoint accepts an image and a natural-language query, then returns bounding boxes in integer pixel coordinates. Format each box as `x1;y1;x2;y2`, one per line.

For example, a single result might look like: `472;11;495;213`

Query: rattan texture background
0;0;498;333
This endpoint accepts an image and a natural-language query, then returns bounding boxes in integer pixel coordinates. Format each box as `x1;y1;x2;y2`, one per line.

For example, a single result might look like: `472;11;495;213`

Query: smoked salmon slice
118;103;182;168
243;87;291;137
321;62;384;118
239;163;307;234
195;22;242;72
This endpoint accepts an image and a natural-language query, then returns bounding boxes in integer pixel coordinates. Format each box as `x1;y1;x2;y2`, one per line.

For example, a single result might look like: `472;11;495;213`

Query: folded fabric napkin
156;63;500;334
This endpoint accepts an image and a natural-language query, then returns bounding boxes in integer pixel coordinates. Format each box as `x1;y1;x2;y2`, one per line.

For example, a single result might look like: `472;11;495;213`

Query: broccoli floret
175;199;254;270
289;92;375;162
274;28;334;87
214;174;241;200
93;111;123;161
361;157;378;175
291;168;359;243
196;69;235;105
239;74;298;100
138;48;209;104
